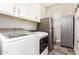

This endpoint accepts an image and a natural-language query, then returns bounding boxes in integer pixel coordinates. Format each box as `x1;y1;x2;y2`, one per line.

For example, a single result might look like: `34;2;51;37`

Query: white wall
47;3;76;42
0;14;37;30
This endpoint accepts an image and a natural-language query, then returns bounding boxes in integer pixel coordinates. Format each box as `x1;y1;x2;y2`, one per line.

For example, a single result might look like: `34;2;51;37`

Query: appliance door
40;37;48;54
37;18;49;32
61;15;74;48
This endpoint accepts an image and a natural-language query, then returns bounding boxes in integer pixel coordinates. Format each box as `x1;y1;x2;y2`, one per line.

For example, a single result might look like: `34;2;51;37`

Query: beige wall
0;14;37;30
47;3;76;17
47;3;76;42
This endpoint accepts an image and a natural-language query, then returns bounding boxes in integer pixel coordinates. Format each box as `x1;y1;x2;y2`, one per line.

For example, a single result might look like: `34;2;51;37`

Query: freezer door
37;17;53;32
61;15;74;48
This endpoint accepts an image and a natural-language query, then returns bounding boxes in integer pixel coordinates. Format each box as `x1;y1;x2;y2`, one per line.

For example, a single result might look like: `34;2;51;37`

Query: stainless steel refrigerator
37;17;54;51
61;15;74;48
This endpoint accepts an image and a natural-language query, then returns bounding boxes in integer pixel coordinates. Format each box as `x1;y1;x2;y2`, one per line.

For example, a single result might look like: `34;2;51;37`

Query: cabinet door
35;4;47;22
12;3;19;16
0;3;14;15
18;3;35;21
17;3;41;22
34;4;41;22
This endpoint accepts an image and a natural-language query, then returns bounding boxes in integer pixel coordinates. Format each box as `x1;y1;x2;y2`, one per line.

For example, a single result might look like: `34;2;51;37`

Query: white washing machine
0;31;48;55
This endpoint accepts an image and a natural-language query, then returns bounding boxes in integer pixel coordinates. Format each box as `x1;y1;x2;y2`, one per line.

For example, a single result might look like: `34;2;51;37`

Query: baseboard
74;47;79;55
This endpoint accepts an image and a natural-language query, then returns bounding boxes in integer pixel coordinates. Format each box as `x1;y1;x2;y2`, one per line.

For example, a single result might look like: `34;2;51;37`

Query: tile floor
48;42;76;55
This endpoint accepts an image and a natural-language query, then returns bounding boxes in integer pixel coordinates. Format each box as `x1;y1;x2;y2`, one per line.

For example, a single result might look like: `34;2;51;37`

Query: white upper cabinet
18;3;36;21
0;3;46;22
0;3;19;16
18;3;41;22
33;4;47;22
0;3;14;15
